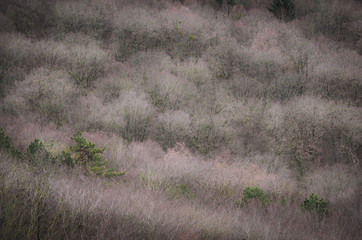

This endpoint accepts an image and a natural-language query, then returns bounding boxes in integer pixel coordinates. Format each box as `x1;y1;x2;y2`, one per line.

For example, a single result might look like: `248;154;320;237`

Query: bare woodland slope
0;0;361;239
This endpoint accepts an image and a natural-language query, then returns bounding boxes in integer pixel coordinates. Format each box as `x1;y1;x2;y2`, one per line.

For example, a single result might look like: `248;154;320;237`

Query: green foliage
25;138;55;164
0;127;23;159
70;130;104;166
70;130;125;177
0;127;124;177
268;0;295;21
0;127;11;151
26;138;47;156
58;150;74;167
301;193;329;219
237;186;269;207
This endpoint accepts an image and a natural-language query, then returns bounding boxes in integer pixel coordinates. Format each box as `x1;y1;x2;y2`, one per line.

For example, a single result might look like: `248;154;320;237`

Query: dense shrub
308;0;352;37
236;186;269;207
95;74;127;103
112;7;164;62
0;127;23;159
5;0;55;36
64;43;110;89
116;28;164;62
205;38;239;80
301;193;329;219
70;130;125;177
0;34;78;74
0;1;361;239
8;68;77;125
53;0;113;40
268;0;295;21
276;97;361;174
227;99;272;155
278;97;331;175
311;53;362;105
155;110;191;150
120;109;151;142
326;104;362;165
107;91;154;142
175;58;211;88
25;138;56;164
146;72;186;111
0;33;40;71
71;94;106;131
147;83;169;112
113;7;208;61
186;118;228;154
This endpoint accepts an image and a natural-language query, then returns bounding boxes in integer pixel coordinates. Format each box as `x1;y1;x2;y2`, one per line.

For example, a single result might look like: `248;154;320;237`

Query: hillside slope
0;0;361;239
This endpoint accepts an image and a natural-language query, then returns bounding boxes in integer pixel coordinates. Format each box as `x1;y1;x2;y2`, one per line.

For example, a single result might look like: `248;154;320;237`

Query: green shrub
301;193;329;219
0;127;11;151
58;150;74;167
0;127;23;159
70;130;125;177
237;186;270;207
25;138;55;164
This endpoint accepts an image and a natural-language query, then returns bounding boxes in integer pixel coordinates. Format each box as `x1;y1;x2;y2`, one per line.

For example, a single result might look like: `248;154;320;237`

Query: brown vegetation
0;0;361;239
